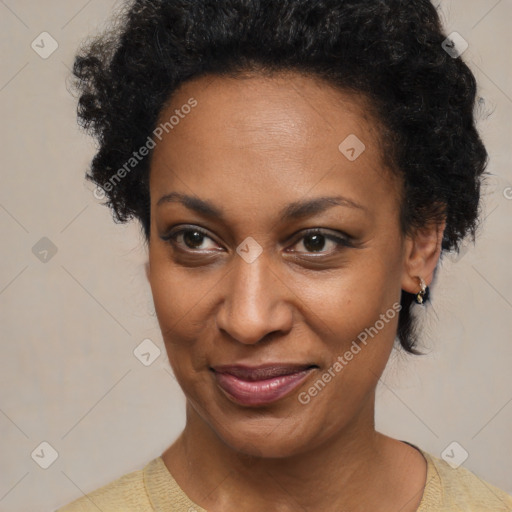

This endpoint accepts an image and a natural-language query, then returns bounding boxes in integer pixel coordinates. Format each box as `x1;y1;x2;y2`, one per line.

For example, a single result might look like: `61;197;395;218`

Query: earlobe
401;220;446;296
413;276;429;304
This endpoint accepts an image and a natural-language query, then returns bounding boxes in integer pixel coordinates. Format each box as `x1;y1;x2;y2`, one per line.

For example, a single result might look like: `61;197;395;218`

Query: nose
215;250;294;345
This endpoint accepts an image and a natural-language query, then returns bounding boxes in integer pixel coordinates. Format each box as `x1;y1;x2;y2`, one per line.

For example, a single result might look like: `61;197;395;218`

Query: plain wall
0;1;511;510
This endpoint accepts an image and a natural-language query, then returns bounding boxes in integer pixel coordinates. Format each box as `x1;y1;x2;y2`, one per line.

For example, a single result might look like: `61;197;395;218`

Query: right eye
161;226;222;252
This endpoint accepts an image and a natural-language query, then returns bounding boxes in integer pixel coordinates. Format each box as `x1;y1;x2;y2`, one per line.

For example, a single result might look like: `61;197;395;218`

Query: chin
210;409;324;459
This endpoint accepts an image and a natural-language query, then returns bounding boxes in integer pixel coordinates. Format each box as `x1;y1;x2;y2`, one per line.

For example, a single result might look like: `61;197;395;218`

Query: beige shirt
56;449;512;511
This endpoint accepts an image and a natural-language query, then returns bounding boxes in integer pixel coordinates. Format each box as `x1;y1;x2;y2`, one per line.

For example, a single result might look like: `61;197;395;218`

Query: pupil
304;234;325;252
184;231;203;248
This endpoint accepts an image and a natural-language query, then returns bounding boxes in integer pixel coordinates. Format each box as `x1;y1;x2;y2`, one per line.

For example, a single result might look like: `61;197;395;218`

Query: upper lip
211;363;317;381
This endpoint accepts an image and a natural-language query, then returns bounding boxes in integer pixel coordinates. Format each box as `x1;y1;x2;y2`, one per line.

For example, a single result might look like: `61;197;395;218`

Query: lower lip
212;369;314;406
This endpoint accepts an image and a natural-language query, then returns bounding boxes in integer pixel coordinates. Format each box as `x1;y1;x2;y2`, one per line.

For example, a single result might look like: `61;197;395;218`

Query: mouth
210;363;318;406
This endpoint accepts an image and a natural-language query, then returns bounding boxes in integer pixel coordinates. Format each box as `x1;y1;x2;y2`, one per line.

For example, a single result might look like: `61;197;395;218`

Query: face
147;71;408;458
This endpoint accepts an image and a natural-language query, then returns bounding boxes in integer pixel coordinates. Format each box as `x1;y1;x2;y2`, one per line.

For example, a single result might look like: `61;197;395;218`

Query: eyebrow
156;192;366;220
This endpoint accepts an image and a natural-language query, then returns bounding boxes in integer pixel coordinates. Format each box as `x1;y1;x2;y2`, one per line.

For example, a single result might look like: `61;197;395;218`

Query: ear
401;220;446;294
145;260;151;282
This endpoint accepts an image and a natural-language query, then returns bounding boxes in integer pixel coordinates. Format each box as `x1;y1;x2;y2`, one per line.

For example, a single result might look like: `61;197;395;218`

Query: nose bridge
215;249;292;345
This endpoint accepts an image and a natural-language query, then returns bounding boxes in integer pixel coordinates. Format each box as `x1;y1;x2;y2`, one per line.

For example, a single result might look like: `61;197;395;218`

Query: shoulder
420;450;512;511
55;461;151;512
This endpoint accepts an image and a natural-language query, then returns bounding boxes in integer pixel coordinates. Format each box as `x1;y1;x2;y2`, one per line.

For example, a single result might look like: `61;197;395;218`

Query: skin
145;71;446;512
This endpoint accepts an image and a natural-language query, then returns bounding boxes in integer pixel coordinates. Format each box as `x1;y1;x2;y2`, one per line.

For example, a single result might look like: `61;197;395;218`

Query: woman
57;0;512;510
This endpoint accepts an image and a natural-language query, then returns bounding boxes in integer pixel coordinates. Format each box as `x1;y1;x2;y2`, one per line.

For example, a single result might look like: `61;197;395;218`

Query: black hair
72;0;488;354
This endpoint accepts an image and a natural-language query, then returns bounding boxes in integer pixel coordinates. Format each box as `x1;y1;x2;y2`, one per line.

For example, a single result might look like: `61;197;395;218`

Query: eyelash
161;226;353;256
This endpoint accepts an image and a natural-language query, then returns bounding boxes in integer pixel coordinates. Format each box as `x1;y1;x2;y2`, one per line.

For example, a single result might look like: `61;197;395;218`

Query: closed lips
210;364;318;381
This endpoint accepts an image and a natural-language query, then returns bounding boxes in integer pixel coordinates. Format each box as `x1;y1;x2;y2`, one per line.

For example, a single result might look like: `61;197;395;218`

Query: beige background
0;1;511;510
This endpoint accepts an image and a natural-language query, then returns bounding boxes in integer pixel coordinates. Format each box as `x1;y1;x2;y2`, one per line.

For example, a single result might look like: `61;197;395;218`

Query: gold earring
414;277;428;304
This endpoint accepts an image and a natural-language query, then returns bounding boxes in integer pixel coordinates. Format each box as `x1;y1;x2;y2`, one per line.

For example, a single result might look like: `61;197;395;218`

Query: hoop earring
415;277;429;304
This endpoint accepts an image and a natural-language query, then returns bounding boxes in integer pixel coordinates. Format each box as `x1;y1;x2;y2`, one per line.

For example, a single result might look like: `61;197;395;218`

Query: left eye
289;229;351;254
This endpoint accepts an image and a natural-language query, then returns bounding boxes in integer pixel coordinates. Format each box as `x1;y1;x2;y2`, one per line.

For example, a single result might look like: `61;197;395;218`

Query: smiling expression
146;70;411;457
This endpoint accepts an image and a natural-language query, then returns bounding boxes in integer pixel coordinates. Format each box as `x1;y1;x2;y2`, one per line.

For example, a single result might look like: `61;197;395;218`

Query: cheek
296;254;401;341
308;279;399;382
296;252;402;407
149;248;212;336
148;257;231;396
298;290;399;433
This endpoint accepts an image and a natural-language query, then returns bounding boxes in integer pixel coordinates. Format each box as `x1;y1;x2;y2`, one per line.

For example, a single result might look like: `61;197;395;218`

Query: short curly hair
72;0;488;354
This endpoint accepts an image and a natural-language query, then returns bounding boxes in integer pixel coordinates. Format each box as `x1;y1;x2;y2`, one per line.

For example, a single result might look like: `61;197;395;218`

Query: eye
161;226;221;252
288;228;352;255
161;226;352;256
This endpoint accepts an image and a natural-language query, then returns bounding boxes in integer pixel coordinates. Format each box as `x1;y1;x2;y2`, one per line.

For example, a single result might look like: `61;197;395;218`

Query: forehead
155;70;383;154
149;71;398;219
